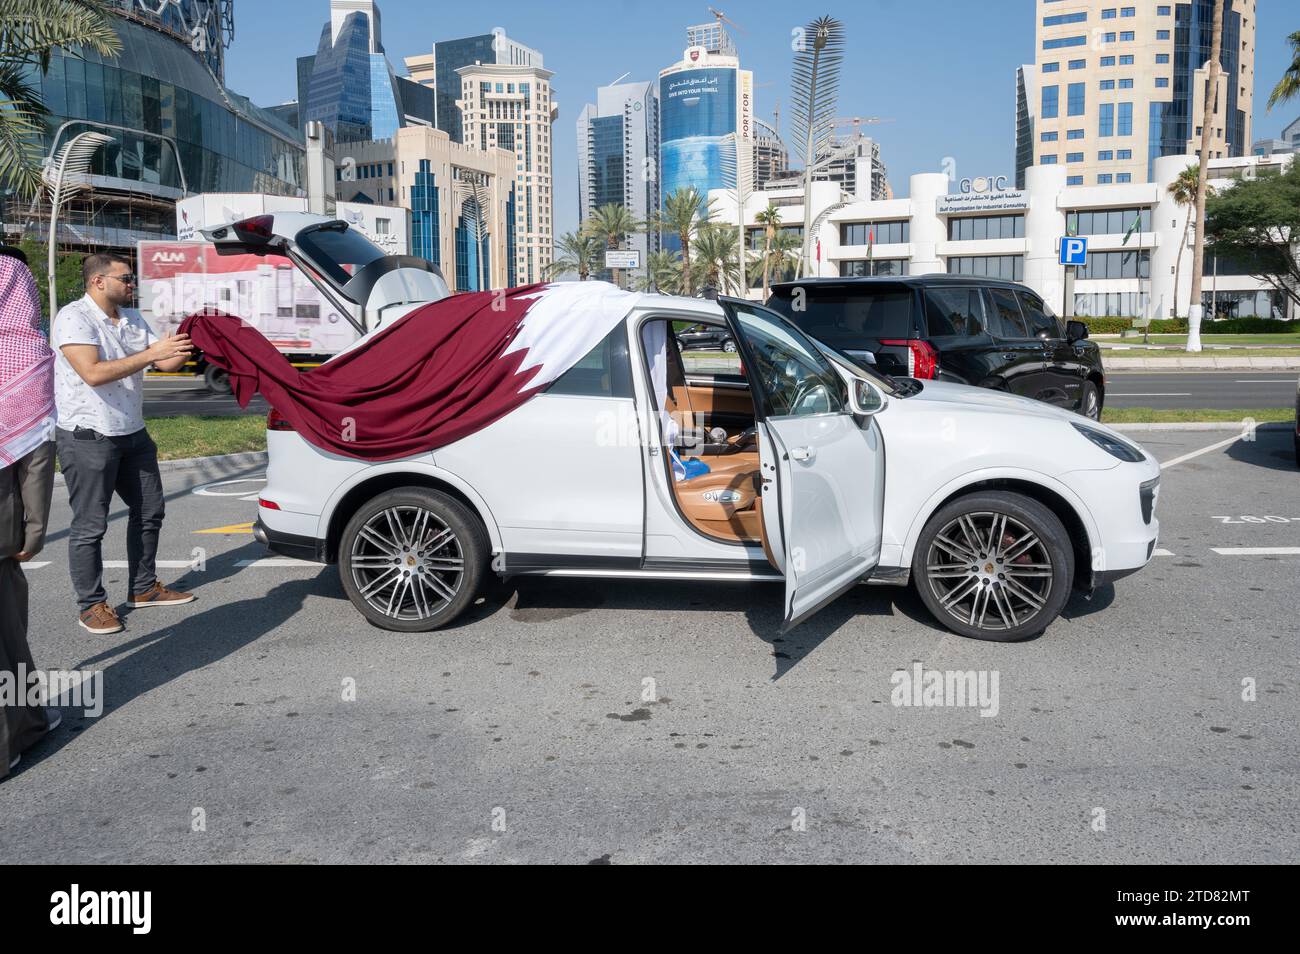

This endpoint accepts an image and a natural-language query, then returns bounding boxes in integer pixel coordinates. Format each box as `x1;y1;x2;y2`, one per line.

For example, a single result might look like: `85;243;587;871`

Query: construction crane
708;7;746;34
831;116;896;135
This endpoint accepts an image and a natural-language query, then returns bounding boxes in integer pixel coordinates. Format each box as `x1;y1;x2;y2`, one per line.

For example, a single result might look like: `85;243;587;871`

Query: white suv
208;215;1161;641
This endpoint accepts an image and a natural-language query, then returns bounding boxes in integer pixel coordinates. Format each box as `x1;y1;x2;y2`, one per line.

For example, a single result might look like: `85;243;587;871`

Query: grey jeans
56;427;165;610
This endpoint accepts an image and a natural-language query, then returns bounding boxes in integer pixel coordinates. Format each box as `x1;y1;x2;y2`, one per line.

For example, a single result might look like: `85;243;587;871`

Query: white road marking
233;558;326;568
1210;547;1300;556
1233;379;1293;384
1110;392;1192;397
1152;548;1175;556
103;560;196;568
19;561;51;570
1159;433;1245;470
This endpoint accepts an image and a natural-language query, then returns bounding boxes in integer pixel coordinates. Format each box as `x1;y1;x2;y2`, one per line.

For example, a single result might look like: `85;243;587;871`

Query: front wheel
722;339;738;353
338;487;488;632
911;491;1074;641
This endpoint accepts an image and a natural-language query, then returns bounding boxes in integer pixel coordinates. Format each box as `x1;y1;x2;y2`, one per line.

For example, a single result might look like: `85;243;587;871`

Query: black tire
722;338;738;353
911;491;1074;642
203;363;232;395
1079;380;1101;420
338;487;488;632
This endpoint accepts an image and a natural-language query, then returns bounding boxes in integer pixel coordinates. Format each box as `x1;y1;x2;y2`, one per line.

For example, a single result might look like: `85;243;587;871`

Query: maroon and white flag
180;282;639;461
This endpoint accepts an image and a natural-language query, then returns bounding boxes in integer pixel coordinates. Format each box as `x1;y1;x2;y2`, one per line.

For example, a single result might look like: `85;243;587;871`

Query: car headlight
1071;422;1145;462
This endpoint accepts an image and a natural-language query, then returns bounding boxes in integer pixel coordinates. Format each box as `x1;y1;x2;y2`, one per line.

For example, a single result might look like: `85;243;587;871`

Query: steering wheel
727;426;758;450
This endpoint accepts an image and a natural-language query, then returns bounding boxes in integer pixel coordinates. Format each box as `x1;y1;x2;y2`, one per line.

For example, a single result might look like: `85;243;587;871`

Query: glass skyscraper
300;1;433;143
657;34;752;244
5;1;305;251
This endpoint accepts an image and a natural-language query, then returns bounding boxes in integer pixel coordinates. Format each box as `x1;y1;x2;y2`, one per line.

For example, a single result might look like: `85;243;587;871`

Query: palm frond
1266;30;1300;111
788;16;845;168
0;93;43;196
0;0;122;64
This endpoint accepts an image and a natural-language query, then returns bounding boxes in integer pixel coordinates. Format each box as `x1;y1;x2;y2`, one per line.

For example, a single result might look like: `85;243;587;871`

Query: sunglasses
102;273;137;285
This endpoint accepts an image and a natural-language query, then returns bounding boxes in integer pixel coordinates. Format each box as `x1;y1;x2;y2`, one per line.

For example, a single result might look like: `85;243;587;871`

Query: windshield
294;223;386;286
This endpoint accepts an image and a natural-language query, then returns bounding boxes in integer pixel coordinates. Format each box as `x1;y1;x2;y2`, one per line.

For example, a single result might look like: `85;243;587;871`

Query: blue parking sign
1060;236;1088;266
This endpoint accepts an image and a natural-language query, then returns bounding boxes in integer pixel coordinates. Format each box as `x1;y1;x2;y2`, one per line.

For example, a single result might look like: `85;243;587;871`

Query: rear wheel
911;491;1074;641
1079;380;1101;420
722;338;738;353
203;363;232;394
338;487;487;632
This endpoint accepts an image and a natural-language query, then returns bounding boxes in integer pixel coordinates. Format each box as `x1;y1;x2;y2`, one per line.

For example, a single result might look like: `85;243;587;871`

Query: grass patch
1101;407;1293;424
145;415;267;460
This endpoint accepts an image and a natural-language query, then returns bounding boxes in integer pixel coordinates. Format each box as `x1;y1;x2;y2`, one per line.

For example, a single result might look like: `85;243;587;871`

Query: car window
924;286;986;339
986;288;1031;339
766;287;915;348
1016;291;1061;338
726;301;846;418
546;324;633;398
294;224;386;286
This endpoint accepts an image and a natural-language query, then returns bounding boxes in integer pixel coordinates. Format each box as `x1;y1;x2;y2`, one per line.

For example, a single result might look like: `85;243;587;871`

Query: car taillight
267;409;295;431
879;339;938;379
258;498;281;511
233;214;274;241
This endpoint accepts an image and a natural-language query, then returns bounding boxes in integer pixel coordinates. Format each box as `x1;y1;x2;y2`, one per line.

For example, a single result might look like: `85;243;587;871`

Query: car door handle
788;446;815;462
1002;353;1019;360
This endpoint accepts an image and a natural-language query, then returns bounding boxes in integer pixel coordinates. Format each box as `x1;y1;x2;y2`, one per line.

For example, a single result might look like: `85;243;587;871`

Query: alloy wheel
348;506;464;621
924;511;1054;632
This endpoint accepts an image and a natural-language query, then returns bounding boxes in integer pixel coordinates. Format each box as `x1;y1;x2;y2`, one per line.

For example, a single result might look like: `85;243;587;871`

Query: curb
54;450;267;486
1109;421;1291;432
1105;357;1300;369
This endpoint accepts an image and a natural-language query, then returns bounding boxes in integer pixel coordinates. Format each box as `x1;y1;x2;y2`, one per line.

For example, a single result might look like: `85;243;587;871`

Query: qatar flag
179;282;640;461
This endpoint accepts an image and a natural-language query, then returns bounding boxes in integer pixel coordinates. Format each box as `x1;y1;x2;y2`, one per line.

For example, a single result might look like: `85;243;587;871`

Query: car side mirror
1066;320;1089;342
848;377;887;420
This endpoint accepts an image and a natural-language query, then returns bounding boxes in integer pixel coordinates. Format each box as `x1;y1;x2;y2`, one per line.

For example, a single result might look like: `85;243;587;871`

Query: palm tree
1186;0;1223;352
1166;164;1203;318
584;202;641;289
789;15;845;276
690;223;741;296
647;187;709;296
638;249;684;294
0;1;121;198
753;203;783;298
544;230;602;282
1267;30;1300;110
747;227;801;291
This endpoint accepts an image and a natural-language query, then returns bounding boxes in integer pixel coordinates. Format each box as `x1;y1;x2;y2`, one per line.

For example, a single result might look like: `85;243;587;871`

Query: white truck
138;238;362;392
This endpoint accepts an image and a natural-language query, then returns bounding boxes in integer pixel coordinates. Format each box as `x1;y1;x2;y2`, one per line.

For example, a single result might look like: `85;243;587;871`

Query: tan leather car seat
674;466;762;541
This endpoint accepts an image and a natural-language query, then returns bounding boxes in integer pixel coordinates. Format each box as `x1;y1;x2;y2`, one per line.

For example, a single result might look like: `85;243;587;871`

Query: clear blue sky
225;0;1300;240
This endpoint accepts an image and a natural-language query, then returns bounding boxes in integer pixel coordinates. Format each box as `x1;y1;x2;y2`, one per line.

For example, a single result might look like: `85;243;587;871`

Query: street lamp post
43;131;115;319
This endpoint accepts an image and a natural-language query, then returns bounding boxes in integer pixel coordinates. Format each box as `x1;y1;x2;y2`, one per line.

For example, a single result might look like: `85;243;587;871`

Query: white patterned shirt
52;295;157;436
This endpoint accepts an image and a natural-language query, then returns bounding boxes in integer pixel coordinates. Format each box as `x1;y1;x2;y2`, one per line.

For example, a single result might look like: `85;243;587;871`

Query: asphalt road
2;427;1297;863
1103;371;1297;410
145;370;1298;418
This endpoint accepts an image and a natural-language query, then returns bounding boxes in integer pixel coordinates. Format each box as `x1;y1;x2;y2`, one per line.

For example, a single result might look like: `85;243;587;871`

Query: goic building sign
936;176;1029;215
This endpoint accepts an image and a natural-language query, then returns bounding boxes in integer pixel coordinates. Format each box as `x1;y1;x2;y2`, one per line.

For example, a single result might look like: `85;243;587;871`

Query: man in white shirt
53;253;197;635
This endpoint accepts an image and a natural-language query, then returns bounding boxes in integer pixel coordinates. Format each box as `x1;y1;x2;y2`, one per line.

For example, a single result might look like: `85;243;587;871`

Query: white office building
710;152;1294;321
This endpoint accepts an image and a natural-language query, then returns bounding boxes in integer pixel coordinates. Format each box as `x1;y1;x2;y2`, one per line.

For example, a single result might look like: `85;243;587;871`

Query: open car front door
717;297;885;631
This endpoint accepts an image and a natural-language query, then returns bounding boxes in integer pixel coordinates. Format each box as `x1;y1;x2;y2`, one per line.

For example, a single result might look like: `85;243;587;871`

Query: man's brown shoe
79;602;124;635
128;581;196;608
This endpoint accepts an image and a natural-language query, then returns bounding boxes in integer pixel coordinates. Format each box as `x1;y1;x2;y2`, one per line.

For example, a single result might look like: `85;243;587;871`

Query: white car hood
899;379;1142;454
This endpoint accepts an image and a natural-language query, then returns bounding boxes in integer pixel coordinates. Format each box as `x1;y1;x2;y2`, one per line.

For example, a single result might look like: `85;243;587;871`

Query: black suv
766;275;1105;419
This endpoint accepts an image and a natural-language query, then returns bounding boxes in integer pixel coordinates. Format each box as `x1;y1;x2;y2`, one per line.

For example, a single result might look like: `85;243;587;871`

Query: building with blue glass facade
3;1;306;250
297;1;433;143
335;125;517;292
577;80;660;281
657;39;752;246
